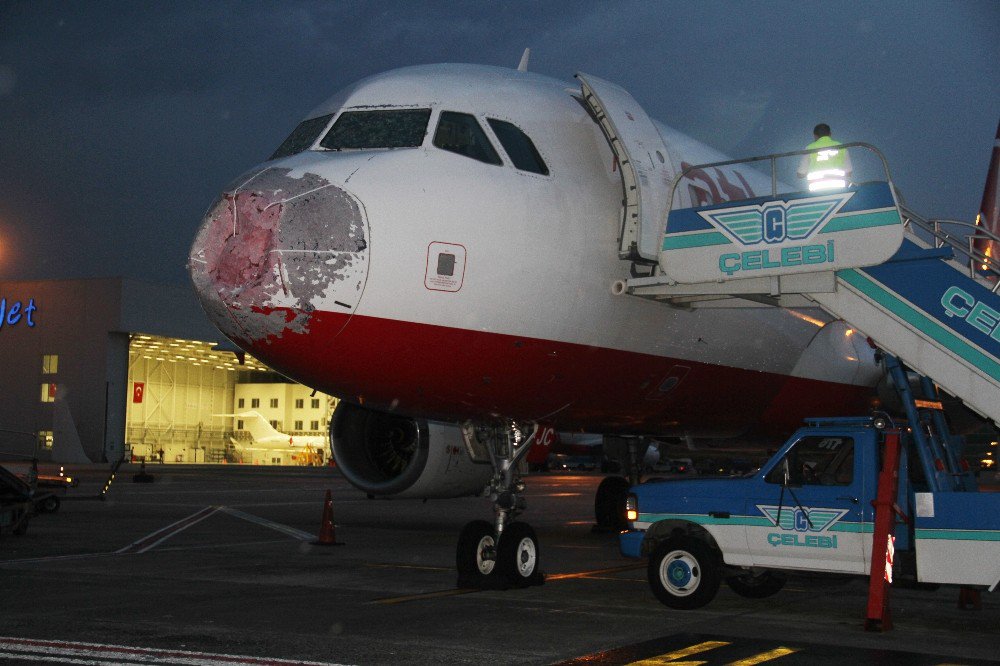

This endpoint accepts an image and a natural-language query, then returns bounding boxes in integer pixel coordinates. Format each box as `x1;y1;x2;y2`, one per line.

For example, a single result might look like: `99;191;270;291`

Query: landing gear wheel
456;520;498;588
725;570;785;599
648;536;720;609
594;476;630;532
497;522;544;588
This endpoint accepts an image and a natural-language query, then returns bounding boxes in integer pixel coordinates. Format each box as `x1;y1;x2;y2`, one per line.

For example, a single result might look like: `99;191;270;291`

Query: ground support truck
0;460;60;540
619;416;1000;617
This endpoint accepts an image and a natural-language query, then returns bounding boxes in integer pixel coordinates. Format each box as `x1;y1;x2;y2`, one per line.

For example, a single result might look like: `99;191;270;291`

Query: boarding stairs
614;146;1000;428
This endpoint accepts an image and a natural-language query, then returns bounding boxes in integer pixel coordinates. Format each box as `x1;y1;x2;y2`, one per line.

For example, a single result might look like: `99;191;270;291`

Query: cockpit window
487;119;549;175
269;114;333;161
433;112;502;165
319;109;431;151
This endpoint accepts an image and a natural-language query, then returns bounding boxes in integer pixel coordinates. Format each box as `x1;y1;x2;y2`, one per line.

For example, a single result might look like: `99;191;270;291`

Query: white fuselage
189;64;879;438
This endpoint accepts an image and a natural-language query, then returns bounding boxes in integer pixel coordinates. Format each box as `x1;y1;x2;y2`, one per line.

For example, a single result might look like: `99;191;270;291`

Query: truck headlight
626;493;638;522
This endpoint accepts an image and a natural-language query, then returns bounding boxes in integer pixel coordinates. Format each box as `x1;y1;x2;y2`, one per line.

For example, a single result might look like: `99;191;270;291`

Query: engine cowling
330;402;493;499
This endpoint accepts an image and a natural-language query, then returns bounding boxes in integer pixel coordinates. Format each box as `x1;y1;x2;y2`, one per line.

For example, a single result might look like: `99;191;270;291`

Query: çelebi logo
702;192;853;277
0;297;38;331
941;286;1000;342
757;504;849;549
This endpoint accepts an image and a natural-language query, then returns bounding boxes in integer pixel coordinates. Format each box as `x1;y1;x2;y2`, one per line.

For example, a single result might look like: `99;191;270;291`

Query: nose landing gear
455;423;545;589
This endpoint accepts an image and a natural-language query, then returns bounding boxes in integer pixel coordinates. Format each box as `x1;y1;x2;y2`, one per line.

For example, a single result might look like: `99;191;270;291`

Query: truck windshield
320;109;432;150
765;436;854;486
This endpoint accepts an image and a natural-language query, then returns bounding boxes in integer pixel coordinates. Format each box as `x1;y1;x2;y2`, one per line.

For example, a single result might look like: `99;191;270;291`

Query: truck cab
620;417;1000;609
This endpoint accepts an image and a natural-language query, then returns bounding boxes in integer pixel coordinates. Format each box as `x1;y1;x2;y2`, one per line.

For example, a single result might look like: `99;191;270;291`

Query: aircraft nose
188;167;369;346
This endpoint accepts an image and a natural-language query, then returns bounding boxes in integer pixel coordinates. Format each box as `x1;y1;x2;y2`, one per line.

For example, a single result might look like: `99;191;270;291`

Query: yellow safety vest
805;136;847;191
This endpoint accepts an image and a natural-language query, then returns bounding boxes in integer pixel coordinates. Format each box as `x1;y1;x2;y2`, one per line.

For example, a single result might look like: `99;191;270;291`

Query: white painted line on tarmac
0;650;148;665
112;488;342;496
116;506;221;554
0;637;352;666
0;552;117;566
218;506;315;541
2;505;313;565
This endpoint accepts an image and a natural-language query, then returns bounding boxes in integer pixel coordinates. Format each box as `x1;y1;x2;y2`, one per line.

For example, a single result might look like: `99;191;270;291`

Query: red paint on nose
203;191;284;290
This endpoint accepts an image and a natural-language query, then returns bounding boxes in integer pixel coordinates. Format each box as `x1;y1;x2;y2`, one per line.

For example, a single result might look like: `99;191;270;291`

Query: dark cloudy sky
0;1;997;285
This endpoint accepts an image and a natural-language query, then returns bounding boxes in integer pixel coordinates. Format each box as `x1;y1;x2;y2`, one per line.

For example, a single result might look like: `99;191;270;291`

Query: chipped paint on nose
189;167;369;346
208;191;283;290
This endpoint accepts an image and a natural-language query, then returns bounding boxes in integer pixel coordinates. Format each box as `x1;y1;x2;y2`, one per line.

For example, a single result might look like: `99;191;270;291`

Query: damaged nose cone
189;167;369;346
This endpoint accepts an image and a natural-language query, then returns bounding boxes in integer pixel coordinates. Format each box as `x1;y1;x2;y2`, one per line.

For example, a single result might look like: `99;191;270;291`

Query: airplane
217;411;327;461
973;120;999;271
189;59;888;589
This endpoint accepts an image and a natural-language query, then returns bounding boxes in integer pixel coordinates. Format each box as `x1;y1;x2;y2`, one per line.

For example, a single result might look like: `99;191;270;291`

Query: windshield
487;118;548;175
433;111;502;165
269;114;334;161
320;109;431;150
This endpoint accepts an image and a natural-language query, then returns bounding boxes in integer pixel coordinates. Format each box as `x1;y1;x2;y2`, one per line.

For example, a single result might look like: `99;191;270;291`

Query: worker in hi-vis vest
796;123;853;191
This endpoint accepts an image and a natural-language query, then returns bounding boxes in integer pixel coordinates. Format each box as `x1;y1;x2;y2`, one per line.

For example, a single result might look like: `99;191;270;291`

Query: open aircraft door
577;73;677;263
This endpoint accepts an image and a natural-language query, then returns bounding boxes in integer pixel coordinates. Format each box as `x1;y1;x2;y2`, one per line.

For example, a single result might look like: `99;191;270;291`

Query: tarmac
0;464;997;665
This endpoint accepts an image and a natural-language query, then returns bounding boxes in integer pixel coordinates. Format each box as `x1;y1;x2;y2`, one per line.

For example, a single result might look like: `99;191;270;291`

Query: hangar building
0;278;334;465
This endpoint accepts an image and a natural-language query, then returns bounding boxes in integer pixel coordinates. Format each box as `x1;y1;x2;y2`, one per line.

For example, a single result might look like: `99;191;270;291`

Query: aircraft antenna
517;48;530;72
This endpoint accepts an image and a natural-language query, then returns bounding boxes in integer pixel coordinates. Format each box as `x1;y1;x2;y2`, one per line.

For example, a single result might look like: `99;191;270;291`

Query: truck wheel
594;476;630;531
648;536;720;609
497;522;543;588
725;570;785;598
38;496;60;514
456;520;498;588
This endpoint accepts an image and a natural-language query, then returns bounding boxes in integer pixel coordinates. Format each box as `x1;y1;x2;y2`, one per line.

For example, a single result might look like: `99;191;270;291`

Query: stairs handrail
666;142;894;218
898;204;1000;293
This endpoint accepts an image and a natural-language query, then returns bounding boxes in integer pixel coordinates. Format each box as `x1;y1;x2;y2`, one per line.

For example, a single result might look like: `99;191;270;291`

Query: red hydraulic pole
865;430;905;631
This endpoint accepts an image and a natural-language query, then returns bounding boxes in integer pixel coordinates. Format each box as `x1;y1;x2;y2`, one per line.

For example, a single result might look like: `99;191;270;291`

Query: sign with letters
660;182;904;284
0;297;38;330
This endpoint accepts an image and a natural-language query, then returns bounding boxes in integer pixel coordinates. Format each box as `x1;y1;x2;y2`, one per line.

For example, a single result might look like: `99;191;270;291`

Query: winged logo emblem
756;504;850;533
700;192;853;245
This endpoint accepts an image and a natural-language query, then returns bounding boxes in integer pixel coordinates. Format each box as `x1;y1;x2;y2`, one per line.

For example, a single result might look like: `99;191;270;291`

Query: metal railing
666;142;894;215
661;144;1000;293
898;205;1000;293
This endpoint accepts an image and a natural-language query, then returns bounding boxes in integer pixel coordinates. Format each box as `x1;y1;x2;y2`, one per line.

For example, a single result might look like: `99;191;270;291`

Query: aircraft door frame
576;72;676;263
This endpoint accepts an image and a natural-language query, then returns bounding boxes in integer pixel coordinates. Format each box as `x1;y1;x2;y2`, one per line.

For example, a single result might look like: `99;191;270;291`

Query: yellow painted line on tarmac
627;640;730;664
546;564;645;581
725;647;798;665
363;563;452;572
568;575;647;582
369;588;478;605
367;563;646;605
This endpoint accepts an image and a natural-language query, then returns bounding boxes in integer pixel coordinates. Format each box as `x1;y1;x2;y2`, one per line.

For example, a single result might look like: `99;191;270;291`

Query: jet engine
330;402;493;499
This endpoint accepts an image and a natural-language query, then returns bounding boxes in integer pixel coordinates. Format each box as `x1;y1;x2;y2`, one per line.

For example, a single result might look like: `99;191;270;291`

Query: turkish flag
133;382;145;403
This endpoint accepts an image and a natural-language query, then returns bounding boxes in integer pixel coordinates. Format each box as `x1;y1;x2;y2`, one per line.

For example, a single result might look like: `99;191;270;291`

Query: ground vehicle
651;457;695;475
620;417;1000;609
549;454;598;472
1;461;60;539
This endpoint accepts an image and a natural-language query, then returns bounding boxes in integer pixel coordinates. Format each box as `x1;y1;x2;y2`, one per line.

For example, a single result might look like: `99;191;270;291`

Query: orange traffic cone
314;489;343;546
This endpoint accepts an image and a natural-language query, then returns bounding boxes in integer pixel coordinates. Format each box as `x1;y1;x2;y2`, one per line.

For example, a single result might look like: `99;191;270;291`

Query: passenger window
433;112;502;165
487;119;548;175
269;114;334;160
765;436;854;486
320;109;431;150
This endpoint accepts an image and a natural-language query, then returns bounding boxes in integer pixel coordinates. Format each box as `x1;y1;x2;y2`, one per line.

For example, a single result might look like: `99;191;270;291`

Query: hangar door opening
125;334;338;465
126;335;239;463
